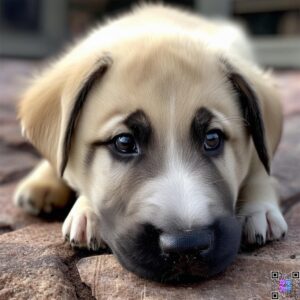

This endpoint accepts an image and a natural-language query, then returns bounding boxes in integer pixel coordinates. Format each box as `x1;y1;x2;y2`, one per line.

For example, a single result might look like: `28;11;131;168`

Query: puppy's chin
108;216;242;283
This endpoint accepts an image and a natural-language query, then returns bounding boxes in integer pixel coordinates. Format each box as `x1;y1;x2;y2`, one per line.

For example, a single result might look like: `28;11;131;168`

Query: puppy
14;4;287;282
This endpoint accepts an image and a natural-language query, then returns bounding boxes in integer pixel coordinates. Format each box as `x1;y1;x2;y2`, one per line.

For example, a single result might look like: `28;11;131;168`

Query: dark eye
203;129;224;153
113;133;138;154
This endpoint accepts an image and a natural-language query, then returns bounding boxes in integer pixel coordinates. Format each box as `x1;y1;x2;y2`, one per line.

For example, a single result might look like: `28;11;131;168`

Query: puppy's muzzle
113;216;241;283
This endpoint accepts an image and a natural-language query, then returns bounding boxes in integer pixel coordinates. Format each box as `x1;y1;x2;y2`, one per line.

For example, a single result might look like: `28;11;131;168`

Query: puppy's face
20;37;269;282
62;39;269;282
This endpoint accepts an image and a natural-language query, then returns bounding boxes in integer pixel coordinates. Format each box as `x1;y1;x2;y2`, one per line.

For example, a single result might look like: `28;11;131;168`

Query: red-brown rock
0;223;94;299
272;116;300;201
77;253;299;300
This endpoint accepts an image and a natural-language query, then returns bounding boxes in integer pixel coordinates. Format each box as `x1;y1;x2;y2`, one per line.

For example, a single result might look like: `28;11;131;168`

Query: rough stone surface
272;71;300;202
0;223;95;300
0;59;299;299
0;146;38;184
0;60;40;185
276;71;300;116
272;116;300;203
77;254;299;300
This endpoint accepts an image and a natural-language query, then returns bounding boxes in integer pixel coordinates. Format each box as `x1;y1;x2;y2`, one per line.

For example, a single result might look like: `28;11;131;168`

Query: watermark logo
271;271;300;299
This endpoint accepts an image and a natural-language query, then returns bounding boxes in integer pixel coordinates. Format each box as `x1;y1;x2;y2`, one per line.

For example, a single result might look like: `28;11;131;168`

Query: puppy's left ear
223;61;270;174
19;55;112;177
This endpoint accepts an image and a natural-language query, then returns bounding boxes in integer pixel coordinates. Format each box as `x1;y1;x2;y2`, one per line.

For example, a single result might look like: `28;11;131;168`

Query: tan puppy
14;4;287;282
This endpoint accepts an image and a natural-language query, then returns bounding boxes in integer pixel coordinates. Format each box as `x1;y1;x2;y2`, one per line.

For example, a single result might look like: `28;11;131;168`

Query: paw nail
89;237;98;251
255;234;264;245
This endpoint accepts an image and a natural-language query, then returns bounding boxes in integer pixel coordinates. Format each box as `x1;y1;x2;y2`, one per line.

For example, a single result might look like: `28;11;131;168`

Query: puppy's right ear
19;55;112;176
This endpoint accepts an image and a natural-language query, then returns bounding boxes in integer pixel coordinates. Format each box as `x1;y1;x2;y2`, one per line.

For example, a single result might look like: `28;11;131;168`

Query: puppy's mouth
108;216;242;283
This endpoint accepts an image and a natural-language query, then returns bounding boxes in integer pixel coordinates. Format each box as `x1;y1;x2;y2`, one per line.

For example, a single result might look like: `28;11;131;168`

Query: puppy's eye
113;134;138;154
203;129;224;153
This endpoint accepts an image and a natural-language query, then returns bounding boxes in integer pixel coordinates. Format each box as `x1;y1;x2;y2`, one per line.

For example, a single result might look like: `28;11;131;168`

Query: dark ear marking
60;56;113;176
224;62;270;174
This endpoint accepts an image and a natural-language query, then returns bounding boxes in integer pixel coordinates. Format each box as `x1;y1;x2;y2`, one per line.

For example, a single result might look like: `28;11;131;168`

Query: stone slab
0;146;38;185
77;254;299;300
276;71;300;116
0;223;94;300
272;115;300;201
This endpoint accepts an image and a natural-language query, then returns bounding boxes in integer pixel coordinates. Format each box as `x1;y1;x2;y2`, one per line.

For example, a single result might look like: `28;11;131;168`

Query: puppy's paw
14;179;71;215
239;202;288;246
62;198;105;251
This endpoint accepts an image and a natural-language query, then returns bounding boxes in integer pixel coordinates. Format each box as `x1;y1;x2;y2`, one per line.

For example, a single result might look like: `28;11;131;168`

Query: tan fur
15;4;286;252
14;160;71;214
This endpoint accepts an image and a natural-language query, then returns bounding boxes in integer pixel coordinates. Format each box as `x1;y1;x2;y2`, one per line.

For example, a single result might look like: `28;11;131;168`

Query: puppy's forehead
85;37;239;138
117;38;225;101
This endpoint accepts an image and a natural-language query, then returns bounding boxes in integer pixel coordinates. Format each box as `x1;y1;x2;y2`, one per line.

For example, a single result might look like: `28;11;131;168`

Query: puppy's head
19;36;273;282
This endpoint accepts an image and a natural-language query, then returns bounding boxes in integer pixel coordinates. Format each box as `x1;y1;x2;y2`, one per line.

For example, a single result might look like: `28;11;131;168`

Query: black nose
159;228;213;254
113;216;241;283
157;216;241;278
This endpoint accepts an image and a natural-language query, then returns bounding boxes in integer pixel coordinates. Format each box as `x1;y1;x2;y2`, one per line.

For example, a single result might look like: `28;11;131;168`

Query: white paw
239;202;288;246
14;180;70;215
62;198;105;251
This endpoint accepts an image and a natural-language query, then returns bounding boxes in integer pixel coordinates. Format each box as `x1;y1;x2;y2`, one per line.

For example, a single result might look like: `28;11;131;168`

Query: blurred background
0;0;300;68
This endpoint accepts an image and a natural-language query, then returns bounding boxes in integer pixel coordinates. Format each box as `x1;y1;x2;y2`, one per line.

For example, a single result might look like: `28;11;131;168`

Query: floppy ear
19;55;112;177
224;61;270;174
